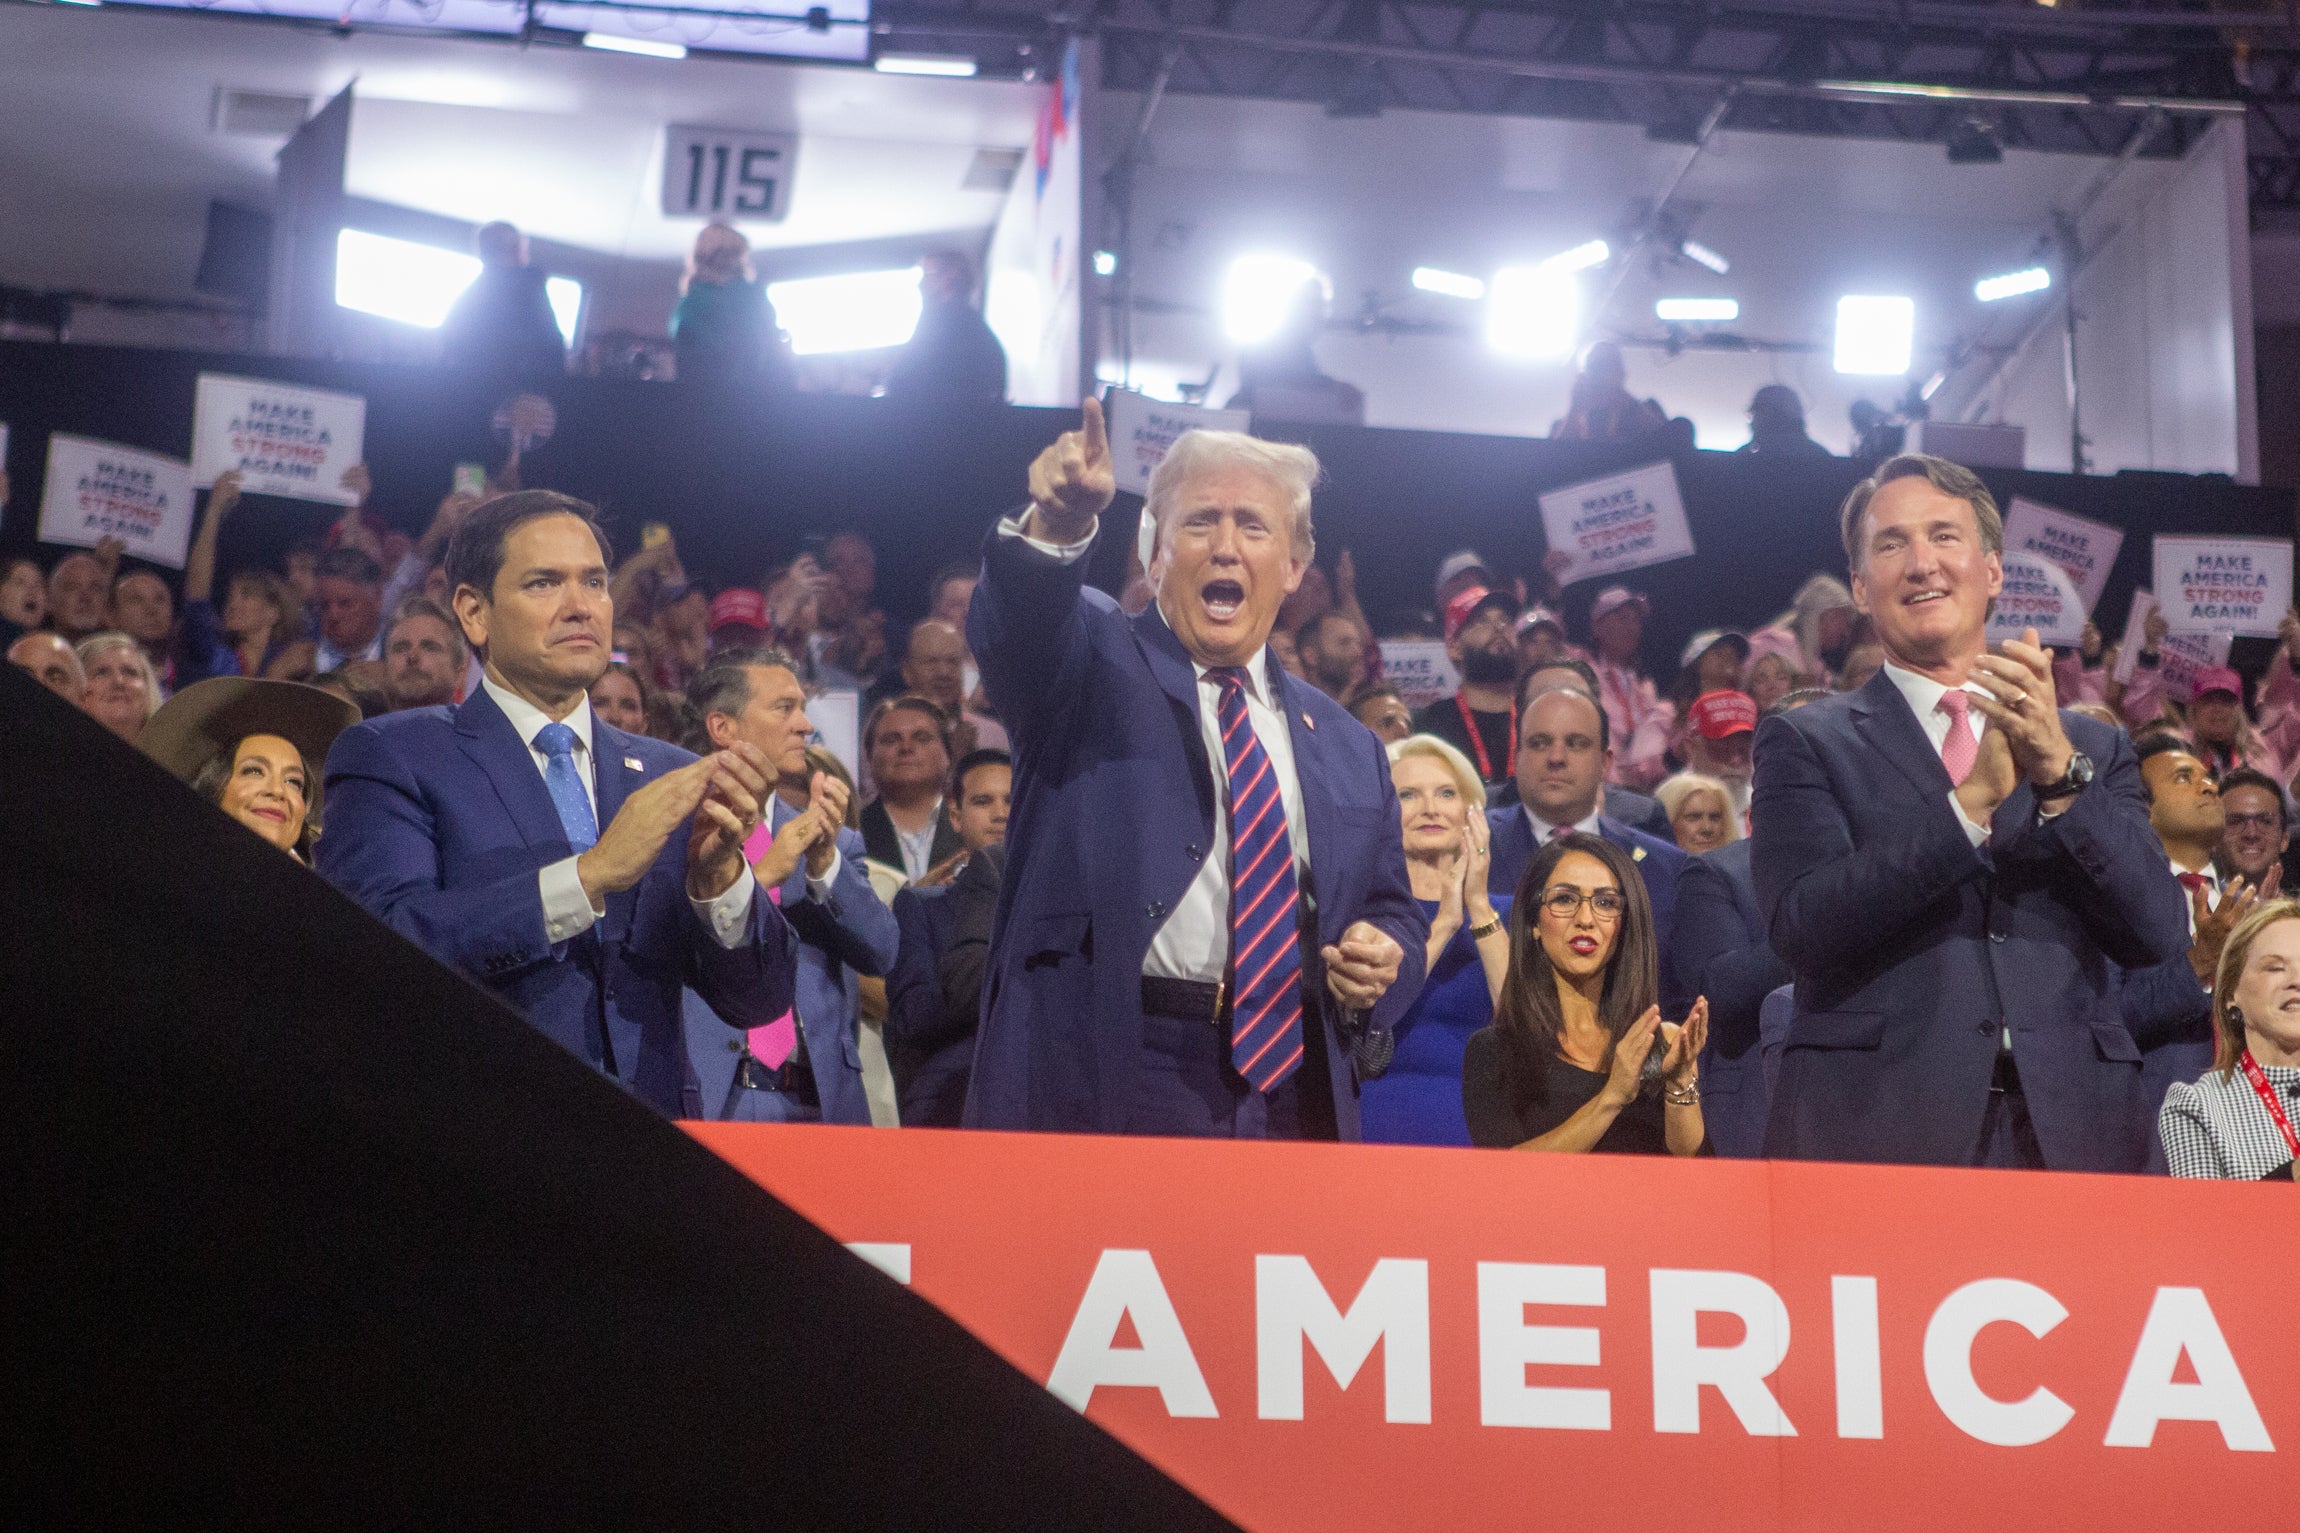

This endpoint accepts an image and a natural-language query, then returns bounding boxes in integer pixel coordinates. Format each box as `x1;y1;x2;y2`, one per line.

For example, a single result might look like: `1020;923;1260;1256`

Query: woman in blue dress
1359;734;1512;1146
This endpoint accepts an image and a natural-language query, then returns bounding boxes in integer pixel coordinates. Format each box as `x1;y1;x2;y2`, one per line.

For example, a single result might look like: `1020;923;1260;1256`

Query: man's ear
450;584;489;654
704;710;738;751
1848;569;1871;620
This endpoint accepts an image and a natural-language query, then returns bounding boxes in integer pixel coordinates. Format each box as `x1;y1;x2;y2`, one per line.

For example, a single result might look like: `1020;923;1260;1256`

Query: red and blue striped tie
1212;667;1304;1093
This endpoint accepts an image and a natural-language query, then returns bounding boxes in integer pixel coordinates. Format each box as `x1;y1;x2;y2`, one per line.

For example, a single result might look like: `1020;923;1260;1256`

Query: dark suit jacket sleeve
317;722;557;977
782;827;900;978
1671;857;1791;1056
2117;955;2210;1053
1750;713;1987;976
1348;736;1430;1040
939;843;1003;1027
967;519;1095;748
885;889;952;1049
682;873;800;1032
1995;729;2188;971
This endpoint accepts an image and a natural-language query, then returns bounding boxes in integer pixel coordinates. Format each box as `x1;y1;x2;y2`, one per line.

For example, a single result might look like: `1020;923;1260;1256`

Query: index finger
1081;396;1108;461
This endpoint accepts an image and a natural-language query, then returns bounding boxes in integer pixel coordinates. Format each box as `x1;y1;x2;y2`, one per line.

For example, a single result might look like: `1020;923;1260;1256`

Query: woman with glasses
1461;830;1710;1154
1358;734;1511;1146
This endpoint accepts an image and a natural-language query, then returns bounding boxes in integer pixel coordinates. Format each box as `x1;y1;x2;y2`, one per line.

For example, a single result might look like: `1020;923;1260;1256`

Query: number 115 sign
661;125;798;221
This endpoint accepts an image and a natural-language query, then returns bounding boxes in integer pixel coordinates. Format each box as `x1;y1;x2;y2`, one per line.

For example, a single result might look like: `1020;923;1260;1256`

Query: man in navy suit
886;752;1009;1126
963;401;1424;1138
685;647;900;1124
320;491;797;1117
1485;684;1686;1005
1671;840;1791;1157
1752;455;2187;1171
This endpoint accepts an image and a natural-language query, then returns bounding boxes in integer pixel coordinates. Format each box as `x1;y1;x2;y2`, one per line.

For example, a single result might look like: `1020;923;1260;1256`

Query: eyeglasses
1541;886;1626;921
2225;812;2284;832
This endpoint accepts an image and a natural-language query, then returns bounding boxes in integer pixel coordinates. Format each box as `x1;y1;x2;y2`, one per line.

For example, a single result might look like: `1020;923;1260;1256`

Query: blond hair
1655;772;1740;843
2214;898;2300;1075
1386;732;1489;814
683;222;753;293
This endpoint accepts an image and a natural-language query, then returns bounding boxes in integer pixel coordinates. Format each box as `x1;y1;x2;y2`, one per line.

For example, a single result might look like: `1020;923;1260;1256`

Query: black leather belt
1141;975;1230;1024
1991;1053;2024;1096
737;1047;821;1107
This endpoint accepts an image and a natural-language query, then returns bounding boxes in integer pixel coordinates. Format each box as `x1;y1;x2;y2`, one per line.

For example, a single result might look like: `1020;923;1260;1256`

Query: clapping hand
1657;998;1709;1090
1969;628;2076;797
1602;1006;1663;1108
2191;866;2283;988
688;741;773;901
1025;398;1115;542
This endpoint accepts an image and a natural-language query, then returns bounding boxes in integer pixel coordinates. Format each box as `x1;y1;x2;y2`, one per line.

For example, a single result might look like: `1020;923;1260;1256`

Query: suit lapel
454;686;569;857
1131;604;1217;833
769;792;810;907
592;718;643;943
1849;668;1953;803
1277;664;1340;943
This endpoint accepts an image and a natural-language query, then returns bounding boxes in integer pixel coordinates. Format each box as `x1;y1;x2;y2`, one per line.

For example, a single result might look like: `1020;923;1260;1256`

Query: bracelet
1663;1083;1700;1106
1466;915;1504;940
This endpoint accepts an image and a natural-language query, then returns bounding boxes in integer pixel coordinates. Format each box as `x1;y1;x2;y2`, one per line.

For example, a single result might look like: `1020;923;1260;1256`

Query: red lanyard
2236;1049;2300;1160
1456;692;1515;783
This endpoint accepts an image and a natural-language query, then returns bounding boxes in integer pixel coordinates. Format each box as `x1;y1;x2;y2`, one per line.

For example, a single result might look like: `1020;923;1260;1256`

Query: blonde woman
1359;734;1510;1146
75;630;163;744
670;222;782;386
2161;898;2300;1178
1655;771;1738;855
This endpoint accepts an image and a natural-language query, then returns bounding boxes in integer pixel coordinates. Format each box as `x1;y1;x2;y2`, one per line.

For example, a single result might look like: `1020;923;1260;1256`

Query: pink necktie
741;820;798;1070
1938;690;1978;787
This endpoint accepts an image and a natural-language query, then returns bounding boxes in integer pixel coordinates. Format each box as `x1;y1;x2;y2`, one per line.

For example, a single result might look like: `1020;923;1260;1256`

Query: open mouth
1904;589;1949;608
1201;580;1246;623
1568;935;1600;956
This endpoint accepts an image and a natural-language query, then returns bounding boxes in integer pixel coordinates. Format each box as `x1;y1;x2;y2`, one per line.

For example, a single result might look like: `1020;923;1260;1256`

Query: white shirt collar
482;672;594;756
1190;645;1279;709
2169;854;2219;885
1525;802;1604;842
1881;658;1989;723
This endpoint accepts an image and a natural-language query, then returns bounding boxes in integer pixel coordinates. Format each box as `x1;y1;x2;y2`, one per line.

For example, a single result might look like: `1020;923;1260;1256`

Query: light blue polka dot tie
534;721;599;853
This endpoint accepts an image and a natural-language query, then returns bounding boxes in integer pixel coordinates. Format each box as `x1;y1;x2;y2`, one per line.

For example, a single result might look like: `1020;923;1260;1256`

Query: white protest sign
190;372;368;506
1537;460;1695;587
2113;590;2233;692
1380;640;1461;711
1987;551;2088;647
2001;497;2122;615
38;434;196;569
808;688;862;781
2152;535;2293;638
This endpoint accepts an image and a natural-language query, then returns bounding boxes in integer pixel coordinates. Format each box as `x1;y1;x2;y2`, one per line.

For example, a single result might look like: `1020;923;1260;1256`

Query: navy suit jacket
962;524;1427;1137
684;803;898;1126
1750;669;2187;1171
2116;947;2214;1172
1671;839;1791;1158
1485;803;1688;1009
318;686;797;1117
886;883;972;1126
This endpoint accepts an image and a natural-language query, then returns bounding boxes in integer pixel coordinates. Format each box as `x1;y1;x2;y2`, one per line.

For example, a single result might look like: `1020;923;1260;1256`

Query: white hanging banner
2000;497;2122;615
1537;460;1695;587
190;372;368;506
37;434;197;570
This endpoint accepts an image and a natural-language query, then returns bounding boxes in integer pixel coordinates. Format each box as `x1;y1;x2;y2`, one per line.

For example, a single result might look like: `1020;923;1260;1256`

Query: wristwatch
1466;915;1505;940
2035;750;2095;801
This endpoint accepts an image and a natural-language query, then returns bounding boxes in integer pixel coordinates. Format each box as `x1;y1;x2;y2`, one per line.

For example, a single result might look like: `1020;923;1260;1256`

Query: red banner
689;1124;2297;1531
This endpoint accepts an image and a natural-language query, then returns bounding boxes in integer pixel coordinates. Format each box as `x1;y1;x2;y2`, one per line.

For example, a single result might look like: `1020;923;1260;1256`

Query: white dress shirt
1525;804;1604;843
891;800;944;884
995;509;1311;985
2169;855;2220;938
480;675;756;949
1880;660;1996;848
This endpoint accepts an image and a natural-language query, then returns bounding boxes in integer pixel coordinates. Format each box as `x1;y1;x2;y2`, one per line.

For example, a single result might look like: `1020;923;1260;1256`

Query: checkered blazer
2159;1061;2300;1179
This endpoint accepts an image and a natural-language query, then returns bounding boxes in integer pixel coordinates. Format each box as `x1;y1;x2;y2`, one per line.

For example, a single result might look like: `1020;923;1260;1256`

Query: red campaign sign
690;1124;2295;1532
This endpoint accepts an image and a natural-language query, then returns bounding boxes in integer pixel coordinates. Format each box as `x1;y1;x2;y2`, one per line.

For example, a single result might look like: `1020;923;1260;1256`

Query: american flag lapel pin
624;756;645;772
1303;712;1316;730
1632;845;1647;862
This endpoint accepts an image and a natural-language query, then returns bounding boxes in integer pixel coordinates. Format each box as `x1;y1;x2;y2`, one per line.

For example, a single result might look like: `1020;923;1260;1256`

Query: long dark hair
1492;831;1659;1112
191;735;322;861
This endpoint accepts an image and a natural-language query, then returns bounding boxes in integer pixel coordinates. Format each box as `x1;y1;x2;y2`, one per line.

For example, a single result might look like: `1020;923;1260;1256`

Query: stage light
1412;267;1487;300
1222;254;1321;344
1092;250;1118;277
1487;263;1579;360
334;229;482;329
1834;295;1915;376
875;53;979;76
1656;297;1739;323
545;277;583;348
1975;266;2051;302
765;267;924;355
1680;240;1730;275
582;32;687;59
1547;239;1611;273
1920;371;1949;401
57;0;104;7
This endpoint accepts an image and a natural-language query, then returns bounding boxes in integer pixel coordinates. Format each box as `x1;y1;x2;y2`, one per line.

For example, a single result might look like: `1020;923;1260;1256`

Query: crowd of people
8;397;2300;1181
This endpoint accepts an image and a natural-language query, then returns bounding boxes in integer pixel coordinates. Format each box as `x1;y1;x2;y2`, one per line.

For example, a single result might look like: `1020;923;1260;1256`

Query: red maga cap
1688;689;1759;738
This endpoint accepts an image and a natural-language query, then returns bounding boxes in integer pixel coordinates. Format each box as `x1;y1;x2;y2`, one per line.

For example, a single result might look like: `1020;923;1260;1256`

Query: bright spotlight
334;229;482;328
545;277;583;349
1974;266;2051;302
766;267;925;355
1487;264;1580;360
1412;266;1487;300
1092;250;1118;277
1834;295;1915;376
1222;254;1322;344
1546;239;1611;273
1656;297;1739;323
874;53;979;76
582;32;687;59
1680;240;1730;275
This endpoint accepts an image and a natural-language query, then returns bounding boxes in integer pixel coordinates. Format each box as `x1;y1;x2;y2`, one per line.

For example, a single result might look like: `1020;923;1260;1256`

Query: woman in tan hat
141;677;360;861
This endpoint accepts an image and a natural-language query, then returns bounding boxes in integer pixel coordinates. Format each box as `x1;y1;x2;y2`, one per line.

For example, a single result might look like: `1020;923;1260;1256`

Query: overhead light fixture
874;53;979;76
545;277;583;349
1222;254;1322;344
1656;297;1739;323
1679;240;1730;275
1546;239;1611;273
1945;118;2004;165
1920;371;1949;401
1835;295;1915;376
582;32;688;59
1092;250;1118;277
1487;264;1580;360
56;0;104;7
1412;266;1486;301
765;267;925;355
334;229;482;328
1974;266;2051;302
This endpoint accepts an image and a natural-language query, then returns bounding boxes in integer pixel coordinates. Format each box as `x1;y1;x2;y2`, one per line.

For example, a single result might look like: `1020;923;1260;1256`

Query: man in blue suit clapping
963;401;1425;1139
319;491;798;1117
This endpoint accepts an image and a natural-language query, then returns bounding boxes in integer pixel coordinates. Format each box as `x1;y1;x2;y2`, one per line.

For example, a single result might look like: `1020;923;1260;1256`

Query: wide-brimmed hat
141;677;361;786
